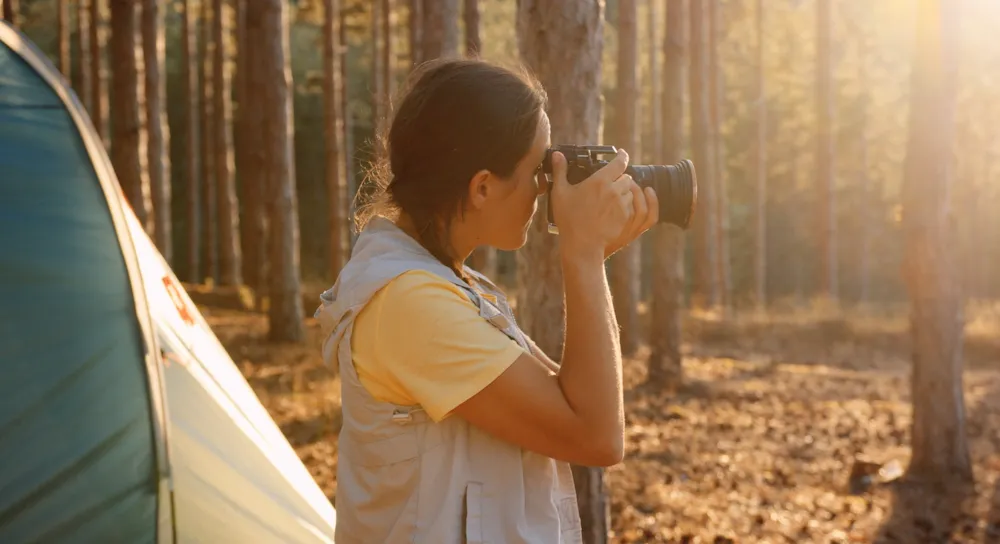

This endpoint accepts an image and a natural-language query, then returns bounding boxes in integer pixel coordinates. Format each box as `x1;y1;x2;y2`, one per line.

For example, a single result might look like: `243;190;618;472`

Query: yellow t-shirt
350;270;526;422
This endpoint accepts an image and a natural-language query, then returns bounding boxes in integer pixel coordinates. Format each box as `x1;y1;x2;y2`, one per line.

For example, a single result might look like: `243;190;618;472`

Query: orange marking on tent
162;275;196;326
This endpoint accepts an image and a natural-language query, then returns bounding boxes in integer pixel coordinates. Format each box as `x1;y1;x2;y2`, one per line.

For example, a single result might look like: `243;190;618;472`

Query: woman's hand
549;148;659;261
603;177;659;259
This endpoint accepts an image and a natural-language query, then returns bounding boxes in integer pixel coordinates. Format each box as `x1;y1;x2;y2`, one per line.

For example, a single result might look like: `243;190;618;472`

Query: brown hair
355;58;548;279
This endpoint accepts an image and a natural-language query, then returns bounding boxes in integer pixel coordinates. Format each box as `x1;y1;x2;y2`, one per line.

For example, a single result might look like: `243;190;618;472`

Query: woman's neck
394;213;472;270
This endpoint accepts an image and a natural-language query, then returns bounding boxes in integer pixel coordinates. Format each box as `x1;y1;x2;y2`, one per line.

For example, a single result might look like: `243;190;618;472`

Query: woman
315;58;658;543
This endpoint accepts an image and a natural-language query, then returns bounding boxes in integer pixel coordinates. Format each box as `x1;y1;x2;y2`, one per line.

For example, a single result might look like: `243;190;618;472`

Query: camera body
540;144;697;234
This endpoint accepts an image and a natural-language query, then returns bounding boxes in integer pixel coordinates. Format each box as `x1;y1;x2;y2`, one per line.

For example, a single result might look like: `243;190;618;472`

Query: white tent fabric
0;21;337;543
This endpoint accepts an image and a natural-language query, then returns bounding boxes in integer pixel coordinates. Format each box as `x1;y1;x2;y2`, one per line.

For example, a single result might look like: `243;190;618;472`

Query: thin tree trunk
2;0;17;27
143;0;172;263
409;0;422;67
382;0;393;110
75;0;92;112
517;2;607;541
611;0;639;357
58;0;70;75
110;0;152;233
753;0;766;310
342;2;356;246
371;0;384;129
182;0;200;283
325;0;349;281
421;0;458;60
858;25;871;306
816;0;837;302
708;0;730;313
214;0;242;286
90;0;108;146
241;0;268;302
901;0;971;485
463;0;480;56
254;0;305;343
688;0;718;310
649;0;685;390
200;0;218;283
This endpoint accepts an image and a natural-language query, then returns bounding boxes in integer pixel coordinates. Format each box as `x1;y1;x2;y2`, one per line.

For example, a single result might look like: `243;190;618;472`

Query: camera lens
627;159;697;229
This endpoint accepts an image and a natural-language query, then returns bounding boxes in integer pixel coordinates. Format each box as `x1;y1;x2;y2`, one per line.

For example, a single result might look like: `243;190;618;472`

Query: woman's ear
467;169;493;210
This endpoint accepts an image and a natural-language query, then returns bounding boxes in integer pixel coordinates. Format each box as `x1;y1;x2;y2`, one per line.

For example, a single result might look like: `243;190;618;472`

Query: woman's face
469;111;551;251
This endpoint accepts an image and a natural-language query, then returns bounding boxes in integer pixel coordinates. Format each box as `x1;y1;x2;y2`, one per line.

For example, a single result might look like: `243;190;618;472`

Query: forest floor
198;289;1000;544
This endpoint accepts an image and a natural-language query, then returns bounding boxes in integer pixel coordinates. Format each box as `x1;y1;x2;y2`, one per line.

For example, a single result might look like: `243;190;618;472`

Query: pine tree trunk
688;0;718;310
143;0;172;263
241;0;268;301
371;0;384;128
342;2;356;246
75;0;92;112
753;0;766;310
421;0;458;59
182;0;200;282
381;0;393;111
90;0;108;146
2;0;17;27
816;0;837;302
110;0;152;234
463;0;480;56
235;0;252;286
214;0;242;286
517;2;608;541
708;0;731;312
611;0;639;357
58;0;70;75
858;24;871;306
901;0;971;486
325;0;349;280
409;0;422;67
200;0;218;284
253;0;305;343
649;0;685;391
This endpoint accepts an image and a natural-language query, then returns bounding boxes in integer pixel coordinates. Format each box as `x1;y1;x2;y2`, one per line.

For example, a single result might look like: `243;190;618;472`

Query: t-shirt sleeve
359;270;526;422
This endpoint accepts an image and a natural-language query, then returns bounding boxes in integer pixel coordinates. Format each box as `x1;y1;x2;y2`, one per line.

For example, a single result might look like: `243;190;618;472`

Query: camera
540;144;697;234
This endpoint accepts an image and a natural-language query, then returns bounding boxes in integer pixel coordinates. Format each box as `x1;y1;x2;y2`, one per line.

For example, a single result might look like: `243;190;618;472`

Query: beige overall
316;217;583;544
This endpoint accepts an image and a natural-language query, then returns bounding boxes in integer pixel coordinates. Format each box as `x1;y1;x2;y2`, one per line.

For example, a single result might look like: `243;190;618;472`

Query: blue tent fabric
0;34;158;543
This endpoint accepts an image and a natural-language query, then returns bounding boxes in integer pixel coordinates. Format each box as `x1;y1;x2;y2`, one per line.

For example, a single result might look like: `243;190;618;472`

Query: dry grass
197;295;1000;543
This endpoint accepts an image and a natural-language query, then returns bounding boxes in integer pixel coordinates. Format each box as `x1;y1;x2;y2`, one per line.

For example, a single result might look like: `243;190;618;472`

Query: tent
0;22;337;543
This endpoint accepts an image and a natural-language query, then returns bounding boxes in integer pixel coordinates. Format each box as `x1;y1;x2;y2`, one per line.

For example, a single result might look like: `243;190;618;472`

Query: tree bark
463;0;480;56
200;0;218;283
382;0;393;113
90;0;108;146
816;0;837;302
2;0;18;27
181;0;200;283
143;0;172;263
214;0;242;286
109;0;152;234
409;0;422;67
251;0;305;343
342;1;356;246
241;0;268;301
74;0;92;111
371;0;384;128
649;0;686;390
421;0;458;60
708;0;731;313
611;0;639;357
753;0;766;310
688;0;718;310
901;0;971;485
58;0;70;75
517;2;607;541
325;0;349;281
